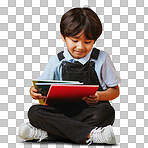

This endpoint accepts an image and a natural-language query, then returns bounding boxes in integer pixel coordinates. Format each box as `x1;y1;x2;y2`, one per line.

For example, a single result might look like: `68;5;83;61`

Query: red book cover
44;84;99;105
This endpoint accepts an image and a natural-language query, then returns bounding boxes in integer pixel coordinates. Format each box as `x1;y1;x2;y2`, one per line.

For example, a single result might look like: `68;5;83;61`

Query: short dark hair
60;7;102;41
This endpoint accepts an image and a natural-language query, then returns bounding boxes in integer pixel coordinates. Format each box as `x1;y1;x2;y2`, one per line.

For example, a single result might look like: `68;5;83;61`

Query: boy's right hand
29;86;47;100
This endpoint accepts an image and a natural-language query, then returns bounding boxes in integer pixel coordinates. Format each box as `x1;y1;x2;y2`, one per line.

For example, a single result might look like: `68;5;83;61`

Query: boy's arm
82;85;119;105
96;85;120;101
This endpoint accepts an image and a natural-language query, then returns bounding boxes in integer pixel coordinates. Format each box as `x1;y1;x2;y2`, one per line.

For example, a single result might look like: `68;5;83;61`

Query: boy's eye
85;41;92;44
71;39;78;43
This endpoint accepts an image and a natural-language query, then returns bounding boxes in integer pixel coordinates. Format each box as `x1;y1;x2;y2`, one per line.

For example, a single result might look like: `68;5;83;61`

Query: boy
18;7;120;145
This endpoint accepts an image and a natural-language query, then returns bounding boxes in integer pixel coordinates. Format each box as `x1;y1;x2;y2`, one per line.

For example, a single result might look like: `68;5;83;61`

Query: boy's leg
71;102;115;143
28;104;94;144
72;102;115;127
27;103;115;144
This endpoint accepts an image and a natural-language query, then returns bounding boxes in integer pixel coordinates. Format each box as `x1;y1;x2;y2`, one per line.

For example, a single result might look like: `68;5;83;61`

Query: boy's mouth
74;50;86;55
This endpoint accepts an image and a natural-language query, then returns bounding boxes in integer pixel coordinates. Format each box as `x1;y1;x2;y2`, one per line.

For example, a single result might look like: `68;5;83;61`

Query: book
32;79;83;105
32;79;81;86
35;83;52;96
45;84;99;105
35;82;83;96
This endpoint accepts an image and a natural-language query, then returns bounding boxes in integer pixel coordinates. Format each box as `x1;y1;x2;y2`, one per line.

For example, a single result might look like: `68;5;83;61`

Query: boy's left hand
82;92;99;106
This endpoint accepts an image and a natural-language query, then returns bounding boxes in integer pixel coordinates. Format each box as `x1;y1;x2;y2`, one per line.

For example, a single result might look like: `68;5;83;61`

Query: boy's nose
77;42;85;50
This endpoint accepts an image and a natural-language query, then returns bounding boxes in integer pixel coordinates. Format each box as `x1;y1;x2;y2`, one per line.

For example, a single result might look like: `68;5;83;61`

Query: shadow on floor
21;139;120;146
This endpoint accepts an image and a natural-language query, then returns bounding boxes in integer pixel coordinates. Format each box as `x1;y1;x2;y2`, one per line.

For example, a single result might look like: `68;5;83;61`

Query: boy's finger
32;87;38;92
85;98;98;103
89;95;97;99
85;97;96;101
30;86;38;94
33;92;42;97
82;97;87;100
32;94;46;100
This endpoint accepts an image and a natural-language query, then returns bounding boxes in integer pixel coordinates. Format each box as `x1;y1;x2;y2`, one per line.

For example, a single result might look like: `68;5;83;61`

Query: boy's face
61;31;95;59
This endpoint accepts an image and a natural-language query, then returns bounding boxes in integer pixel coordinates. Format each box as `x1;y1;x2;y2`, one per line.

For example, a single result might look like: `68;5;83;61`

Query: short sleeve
38;55;60;80
102;54;121;87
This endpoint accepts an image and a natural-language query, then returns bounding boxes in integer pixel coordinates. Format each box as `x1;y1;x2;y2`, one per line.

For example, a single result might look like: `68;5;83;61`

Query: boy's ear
61;34;65;42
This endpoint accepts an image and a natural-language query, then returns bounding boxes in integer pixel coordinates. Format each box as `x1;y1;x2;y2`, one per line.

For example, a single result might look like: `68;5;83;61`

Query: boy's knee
99;103;115;115
28;104;41;119
92;103;115;122
98;103;115;125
